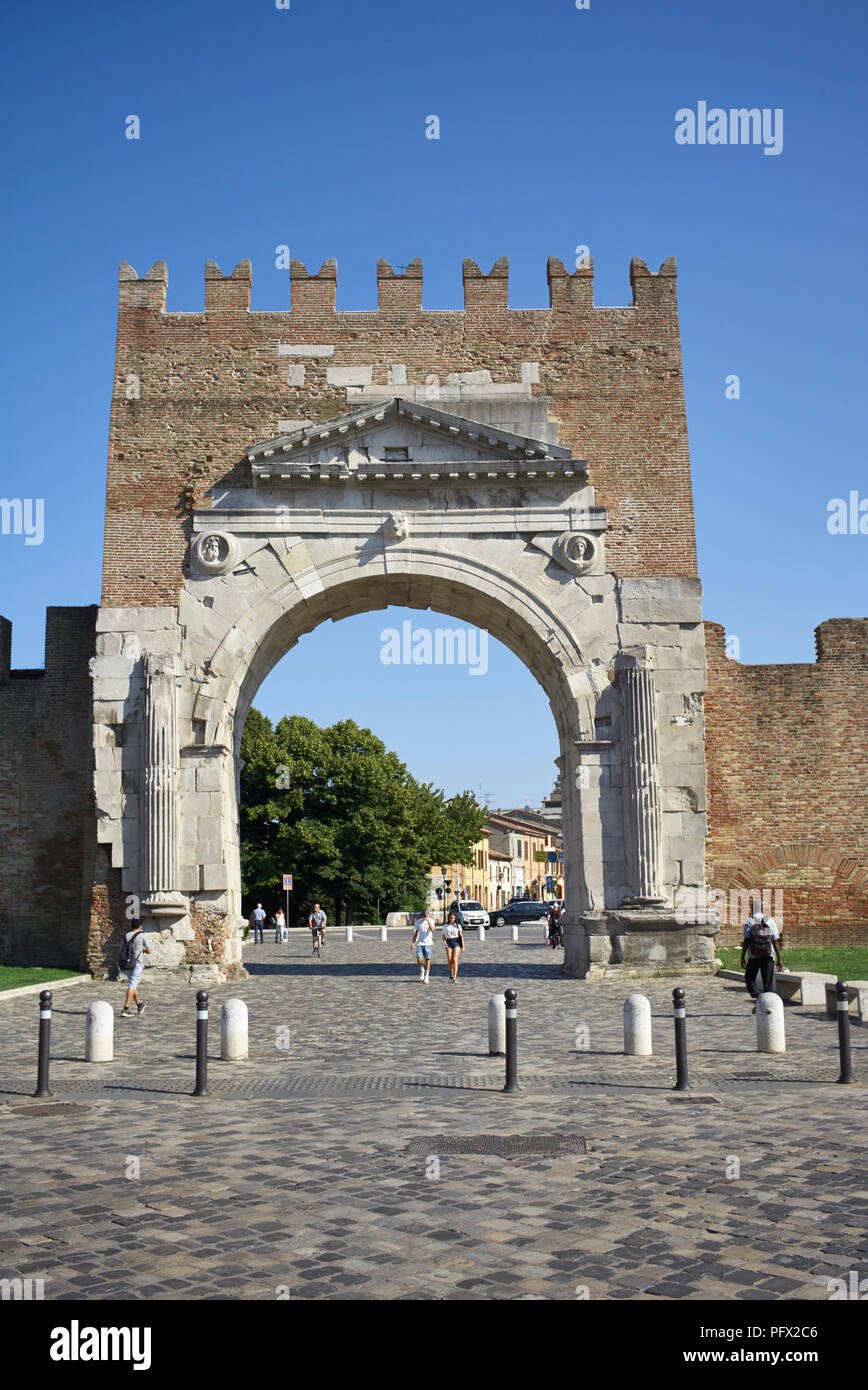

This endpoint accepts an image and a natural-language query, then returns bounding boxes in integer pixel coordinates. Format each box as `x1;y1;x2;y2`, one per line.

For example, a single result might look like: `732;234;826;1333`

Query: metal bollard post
503;988;519;1093
836;980;856;1085
193;990;210;1096
478;924;485;943
511;925;518;943
345;925;353;943
672;987;689;1091
379;925;388;943
33;990;53;1098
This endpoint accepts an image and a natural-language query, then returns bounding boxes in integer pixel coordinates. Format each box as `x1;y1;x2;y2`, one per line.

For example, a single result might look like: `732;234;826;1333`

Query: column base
562;909;719;979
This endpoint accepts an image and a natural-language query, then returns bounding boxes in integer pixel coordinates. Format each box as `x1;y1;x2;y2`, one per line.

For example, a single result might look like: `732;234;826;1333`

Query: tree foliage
239;709;485;924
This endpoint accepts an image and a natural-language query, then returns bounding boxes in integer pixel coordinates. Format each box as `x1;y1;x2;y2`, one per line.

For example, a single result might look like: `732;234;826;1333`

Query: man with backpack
740;897;783;1010
119;923;151;1018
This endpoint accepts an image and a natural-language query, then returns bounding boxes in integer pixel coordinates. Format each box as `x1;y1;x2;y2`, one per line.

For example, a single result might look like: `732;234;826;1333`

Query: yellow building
429;829;491;912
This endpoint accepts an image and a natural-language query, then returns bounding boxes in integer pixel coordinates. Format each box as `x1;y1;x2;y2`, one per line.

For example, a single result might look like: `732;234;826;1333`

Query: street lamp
442;867;452;925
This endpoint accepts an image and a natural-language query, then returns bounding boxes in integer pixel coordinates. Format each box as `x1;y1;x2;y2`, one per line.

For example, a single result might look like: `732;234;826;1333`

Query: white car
448;899;490;929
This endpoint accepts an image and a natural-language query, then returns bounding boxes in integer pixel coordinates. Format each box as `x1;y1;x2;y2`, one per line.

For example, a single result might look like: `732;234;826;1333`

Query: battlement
705;619;868;668
117;255;679;318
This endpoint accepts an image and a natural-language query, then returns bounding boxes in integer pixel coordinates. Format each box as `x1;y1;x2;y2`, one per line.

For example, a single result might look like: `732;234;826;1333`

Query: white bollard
756;991;785;1052
221;998;248;1061
379;926;388;943
345;925;353;943
488;994;506;1055
85;1001;114;1062
478;925;485;943
624;993;653;1056
511;925;519;943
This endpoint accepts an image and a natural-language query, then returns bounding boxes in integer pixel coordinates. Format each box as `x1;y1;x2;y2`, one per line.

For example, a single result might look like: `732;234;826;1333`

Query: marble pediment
245;397;585;487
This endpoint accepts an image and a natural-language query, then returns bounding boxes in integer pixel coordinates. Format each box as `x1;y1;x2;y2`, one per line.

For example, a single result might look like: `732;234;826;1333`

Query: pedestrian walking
308;902;327;956
740;897;783;1012
411;908;436;983
442;910;465;982
119;923;151;1018
274;907;287;942
547;902;563;949
250;902;266;944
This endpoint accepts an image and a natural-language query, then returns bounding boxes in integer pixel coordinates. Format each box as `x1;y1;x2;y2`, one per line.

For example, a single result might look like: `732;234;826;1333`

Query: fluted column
140;655;185;919
617;650;666;904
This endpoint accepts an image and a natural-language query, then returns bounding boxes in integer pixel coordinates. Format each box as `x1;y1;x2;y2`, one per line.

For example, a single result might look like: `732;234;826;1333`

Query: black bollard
193;990;210;1096
835;981;856;1085
503;988;519;1093
33;990;53;1098
673;987;689;1091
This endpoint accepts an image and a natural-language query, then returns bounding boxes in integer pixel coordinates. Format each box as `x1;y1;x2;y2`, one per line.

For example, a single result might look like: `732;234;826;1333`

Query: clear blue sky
1;0;865;806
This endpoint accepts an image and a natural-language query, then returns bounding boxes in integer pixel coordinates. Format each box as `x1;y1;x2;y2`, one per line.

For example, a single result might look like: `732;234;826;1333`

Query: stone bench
716;967;837;1006
825;981;868;1025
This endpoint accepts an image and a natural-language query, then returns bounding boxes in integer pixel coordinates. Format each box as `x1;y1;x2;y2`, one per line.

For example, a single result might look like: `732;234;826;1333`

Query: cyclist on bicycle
308;902;327;956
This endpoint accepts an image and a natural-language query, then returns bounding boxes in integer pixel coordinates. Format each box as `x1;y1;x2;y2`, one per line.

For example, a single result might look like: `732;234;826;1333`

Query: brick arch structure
12;252;864;977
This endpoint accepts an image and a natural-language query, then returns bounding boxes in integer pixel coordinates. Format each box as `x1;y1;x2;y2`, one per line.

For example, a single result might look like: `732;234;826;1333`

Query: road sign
546;850;557;863
533;850;548;863
545;875;555;893
282;874;293;891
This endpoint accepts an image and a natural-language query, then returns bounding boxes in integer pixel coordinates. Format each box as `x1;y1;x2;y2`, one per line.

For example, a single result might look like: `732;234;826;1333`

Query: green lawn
717;947;868;980
0;965;84;992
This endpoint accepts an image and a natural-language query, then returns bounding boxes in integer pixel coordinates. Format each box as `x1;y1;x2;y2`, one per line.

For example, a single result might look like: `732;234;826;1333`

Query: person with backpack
119;923;151;1018
740;897;783;1011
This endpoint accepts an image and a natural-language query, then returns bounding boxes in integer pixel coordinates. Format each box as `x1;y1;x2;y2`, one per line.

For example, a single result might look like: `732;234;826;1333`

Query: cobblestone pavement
1;931;866;1301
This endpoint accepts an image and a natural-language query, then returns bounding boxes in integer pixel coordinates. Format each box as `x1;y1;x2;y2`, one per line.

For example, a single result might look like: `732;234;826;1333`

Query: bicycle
311;927;325;958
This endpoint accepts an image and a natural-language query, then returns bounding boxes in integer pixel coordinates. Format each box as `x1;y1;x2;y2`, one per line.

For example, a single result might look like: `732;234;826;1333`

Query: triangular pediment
245;397;585;487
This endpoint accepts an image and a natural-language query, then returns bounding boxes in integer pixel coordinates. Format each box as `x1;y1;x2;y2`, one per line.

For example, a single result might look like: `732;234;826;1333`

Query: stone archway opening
233;588;565;932
226;571;584;947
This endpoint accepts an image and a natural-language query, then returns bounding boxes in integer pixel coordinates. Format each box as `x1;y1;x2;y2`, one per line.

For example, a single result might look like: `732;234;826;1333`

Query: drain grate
8;1102;92;1117
665;1095;720;1104
405;1134;586;1156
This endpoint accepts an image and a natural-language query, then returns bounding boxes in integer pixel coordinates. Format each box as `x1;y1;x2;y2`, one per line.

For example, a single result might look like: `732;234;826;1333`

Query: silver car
448;899;490;928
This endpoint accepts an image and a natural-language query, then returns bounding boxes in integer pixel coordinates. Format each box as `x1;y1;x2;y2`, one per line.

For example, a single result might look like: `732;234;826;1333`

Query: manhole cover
8;1102;91;1117
405;1134;586;1156
664;1095;720;1104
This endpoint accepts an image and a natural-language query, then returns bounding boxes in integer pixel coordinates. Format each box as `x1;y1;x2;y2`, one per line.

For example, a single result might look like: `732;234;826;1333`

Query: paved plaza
1;931;866;1301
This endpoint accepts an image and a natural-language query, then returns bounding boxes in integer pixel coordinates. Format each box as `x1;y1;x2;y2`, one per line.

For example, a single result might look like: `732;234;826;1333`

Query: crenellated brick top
103;253;697;606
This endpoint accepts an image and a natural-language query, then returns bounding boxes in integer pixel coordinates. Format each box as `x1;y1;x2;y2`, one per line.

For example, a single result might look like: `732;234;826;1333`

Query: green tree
239;711;484;925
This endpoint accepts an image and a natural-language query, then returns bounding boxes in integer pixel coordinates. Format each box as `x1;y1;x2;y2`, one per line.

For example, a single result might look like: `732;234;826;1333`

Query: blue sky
1;0;865;806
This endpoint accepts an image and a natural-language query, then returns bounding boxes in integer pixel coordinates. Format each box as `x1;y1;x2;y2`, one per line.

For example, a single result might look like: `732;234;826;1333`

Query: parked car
491;900;550;928
448;900;490;929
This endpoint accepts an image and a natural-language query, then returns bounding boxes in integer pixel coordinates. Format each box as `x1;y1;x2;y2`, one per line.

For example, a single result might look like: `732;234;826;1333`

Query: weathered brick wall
101;254;698;608
704;619;868;948
0;608;98;967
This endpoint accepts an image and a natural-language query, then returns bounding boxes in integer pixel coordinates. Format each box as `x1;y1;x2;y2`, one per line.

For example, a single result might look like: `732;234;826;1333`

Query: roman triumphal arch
90;391;717;981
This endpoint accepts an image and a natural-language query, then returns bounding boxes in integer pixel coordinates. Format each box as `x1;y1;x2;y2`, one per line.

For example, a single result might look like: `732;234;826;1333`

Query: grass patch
717;947;868;980
0;965;84;993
